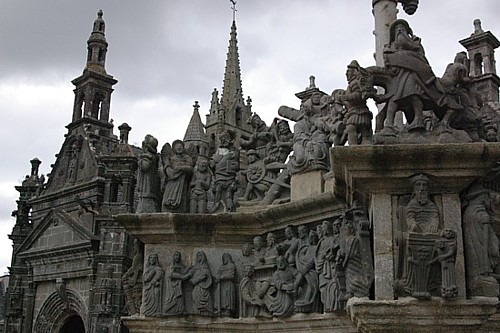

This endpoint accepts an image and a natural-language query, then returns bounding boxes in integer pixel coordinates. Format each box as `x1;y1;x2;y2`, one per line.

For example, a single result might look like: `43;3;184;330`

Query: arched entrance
59;314;85;333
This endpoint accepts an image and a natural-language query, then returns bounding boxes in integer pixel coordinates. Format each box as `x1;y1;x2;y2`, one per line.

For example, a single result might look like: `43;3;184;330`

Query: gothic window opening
235;106;242;127
474;53;483;76
110;176;123;203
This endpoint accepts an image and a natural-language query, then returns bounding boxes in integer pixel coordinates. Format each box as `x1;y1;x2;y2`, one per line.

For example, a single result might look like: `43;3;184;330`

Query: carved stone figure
340;204;374;299
241;150;272;201
189;156;212;214
294;230;321;313
433;229;458;298
253;236;266;266
214;253;237;317
279;93;331;174
185;250;213;315
240;113;272;159
264;232;279;264
210;130;240;212
462;182;500;296
239;265;271;318
164;251;188;316
268;118;293;164
269;256;297;317
279;225;300;267
404;174;440;234
161;140;194;213
315;220;343;312
136;135;160;213
339;61;375;145
122;238;144;315
142;254;164;316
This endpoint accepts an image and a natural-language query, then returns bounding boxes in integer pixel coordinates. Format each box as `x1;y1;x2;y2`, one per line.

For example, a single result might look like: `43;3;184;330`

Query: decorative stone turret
70;10;117;133
460;19;500;104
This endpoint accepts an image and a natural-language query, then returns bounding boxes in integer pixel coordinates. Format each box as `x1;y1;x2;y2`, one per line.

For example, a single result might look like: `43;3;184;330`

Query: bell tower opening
59;314;85;333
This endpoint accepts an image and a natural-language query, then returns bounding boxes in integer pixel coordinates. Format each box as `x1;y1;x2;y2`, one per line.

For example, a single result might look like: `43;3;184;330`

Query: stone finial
307;75;316;90
30;158;42;177
193;101;200;112
246;96;252;107
118;123;132;144
473;19;484;35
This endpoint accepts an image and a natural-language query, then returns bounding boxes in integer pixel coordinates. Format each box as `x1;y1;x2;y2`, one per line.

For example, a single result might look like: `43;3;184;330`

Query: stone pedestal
290;170;326;201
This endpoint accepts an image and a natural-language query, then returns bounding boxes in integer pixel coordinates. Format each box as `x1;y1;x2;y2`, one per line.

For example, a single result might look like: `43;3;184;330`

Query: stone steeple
460;19;500;104
70;10;117;135
184;101;209;156
205;15;252;154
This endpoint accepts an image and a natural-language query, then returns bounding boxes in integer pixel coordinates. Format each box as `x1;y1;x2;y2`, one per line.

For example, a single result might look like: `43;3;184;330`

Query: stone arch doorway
59;314;85;333
34;289;88;333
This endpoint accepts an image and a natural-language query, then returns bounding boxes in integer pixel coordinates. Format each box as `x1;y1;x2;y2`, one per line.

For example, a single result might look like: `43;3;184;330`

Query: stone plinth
347;297;499;333
122;313;358;333
331;143;500;301
291;170;326;201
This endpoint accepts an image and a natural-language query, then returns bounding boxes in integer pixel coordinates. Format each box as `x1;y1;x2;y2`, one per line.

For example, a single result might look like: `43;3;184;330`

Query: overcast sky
0;0;498;275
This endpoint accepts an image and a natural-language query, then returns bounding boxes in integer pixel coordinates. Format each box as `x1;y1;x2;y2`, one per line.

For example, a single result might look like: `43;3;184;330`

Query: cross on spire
230;0;237;21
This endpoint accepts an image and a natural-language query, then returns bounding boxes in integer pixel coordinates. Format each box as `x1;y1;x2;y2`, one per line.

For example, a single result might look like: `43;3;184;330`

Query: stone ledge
122;312;358;333
346;296;499;333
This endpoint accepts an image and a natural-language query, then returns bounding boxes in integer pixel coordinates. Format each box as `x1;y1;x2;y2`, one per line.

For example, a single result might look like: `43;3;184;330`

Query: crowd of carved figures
135;19;500;212
124;203;375;318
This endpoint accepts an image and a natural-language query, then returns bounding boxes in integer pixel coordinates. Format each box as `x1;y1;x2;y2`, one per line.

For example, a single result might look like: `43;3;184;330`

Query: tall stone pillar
372;0;398;66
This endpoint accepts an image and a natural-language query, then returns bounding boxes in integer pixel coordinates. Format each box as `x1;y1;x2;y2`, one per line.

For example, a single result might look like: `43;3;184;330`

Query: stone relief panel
137;203;374;319
394;174;458;299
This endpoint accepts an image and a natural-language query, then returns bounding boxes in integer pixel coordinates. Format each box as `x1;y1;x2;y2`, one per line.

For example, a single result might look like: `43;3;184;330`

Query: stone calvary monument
4;1;500;333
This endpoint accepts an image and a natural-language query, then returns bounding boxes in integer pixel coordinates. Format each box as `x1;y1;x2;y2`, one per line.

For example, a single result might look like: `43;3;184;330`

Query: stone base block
291;170;326;201
347;296;499;333
122;313;357;333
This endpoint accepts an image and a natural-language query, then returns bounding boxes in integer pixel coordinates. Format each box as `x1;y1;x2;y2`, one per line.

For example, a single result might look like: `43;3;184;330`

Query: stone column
372;0;397;66
371;193;394;300
441;193;466;299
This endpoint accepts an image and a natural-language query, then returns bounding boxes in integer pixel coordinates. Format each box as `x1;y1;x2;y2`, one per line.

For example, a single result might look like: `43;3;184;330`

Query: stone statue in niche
268;255;298;317
239;265;272;318
136;135;160;213
315;220;344;312
278;92;331;175
462;182;500;297
394;174;460;300
122;238;144;315
189;156;212;214
294;230;321;313
210;130;240;213
163;251;188;316
142;254;164;316
161;140;194;213
214;253;237;317
340;202;374;299
404;174;440;234
338;61;375;145
185;250;213;315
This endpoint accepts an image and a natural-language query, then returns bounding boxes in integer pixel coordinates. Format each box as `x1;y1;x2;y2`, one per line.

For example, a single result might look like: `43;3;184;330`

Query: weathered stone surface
290;170;326;201
347;296;498;333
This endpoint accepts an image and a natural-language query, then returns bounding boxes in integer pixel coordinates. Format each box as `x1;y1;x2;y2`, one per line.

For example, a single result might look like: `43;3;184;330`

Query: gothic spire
86;9;108;74
220;18;244;114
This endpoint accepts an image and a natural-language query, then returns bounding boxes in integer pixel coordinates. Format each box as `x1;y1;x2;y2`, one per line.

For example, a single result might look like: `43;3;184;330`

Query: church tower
460;19;500;104
70;9;117;137
5;11;138;333
205;9;253;155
